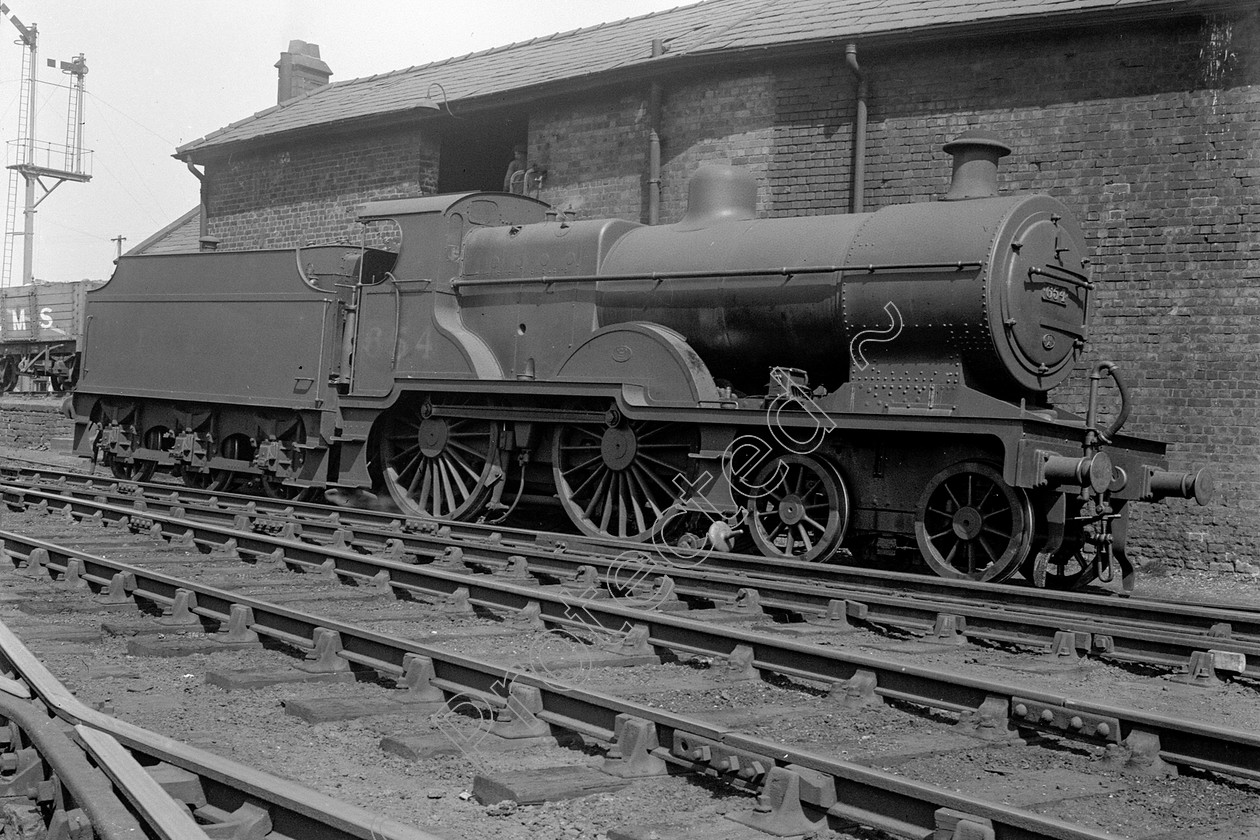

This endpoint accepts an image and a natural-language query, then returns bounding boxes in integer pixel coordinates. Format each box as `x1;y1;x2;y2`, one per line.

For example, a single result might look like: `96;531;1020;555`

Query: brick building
173;0;1259;571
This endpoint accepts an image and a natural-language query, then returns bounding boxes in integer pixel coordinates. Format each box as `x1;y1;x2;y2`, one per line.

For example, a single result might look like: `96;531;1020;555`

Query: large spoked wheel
915;461;1033;583
745;453;849;563
377;404;502;520
552;418;696;541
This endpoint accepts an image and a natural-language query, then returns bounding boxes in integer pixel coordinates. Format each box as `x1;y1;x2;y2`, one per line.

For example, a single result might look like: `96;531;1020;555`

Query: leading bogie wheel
745;452;849;563
377;403;502;520
1023;544;1101;590
915;461;1032;583
1021;502;1103;590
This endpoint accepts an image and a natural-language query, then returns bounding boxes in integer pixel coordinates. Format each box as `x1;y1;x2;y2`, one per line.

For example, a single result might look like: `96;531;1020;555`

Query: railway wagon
71;132;1211;591
0;279;98;391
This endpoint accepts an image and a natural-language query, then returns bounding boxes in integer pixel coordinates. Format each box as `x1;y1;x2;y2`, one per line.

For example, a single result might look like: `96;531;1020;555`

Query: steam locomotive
72;131;1211;591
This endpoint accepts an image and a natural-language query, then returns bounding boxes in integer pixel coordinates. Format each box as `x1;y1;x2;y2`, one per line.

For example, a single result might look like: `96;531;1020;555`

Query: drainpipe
648;38;664;225
186;162;213;248
845;44;867;214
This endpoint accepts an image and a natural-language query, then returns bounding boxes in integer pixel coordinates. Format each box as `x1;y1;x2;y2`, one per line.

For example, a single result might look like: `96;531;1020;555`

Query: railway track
0;595;443;838
4;466;1258;685
0;483;1257;838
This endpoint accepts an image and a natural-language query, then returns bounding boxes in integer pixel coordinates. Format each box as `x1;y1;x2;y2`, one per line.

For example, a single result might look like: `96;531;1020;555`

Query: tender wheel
258;479;322;502
915;461;1032;583
745;453;849;563
259;474;294;499
258;459;320;502
110;425;169;484
552;418;696;541
110;457;155;483
181;469;236;492
377;404;502;520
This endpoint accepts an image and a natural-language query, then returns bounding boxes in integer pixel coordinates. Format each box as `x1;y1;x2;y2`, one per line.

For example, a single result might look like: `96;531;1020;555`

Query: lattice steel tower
2;7;92;287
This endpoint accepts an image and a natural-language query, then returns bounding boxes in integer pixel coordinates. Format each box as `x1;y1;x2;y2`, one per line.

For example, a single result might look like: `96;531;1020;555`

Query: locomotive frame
71;133;1211;591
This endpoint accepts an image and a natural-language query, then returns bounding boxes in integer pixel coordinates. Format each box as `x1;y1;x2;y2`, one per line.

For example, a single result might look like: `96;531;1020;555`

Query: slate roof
126;207;202;255
176;0;1217;160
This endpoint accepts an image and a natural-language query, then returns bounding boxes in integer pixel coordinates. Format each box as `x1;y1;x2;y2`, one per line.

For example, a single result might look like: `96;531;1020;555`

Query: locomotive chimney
942;130;1011;200
276;40;332;104
675;166;757;230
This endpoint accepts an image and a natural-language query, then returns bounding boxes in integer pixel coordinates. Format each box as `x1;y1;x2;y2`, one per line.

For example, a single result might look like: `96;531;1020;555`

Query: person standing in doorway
504;145;527;193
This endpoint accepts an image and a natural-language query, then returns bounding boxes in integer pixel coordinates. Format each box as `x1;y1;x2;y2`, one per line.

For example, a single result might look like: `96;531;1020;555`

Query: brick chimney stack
275;40;331;104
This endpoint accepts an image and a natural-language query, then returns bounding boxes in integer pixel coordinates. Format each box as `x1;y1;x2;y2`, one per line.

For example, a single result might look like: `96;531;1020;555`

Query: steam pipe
1086;361;1131;443
845;44;867;214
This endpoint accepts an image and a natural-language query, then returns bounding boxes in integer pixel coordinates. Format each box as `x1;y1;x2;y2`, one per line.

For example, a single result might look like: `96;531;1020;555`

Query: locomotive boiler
73;131;1211;591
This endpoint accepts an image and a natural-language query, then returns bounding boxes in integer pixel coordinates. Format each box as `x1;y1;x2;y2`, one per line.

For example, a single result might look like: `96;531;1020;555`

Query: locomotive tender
73;132;1211;591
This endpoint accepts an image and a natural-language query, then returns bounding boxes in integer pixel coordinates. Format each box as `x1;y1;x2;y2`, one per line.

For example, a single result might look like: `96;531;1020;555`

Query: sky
0;1;690;285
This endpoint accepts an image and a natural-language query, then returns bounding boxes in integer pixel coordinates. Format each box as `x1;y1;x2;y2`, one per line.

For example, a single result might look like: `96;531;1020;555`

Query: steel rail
2;506;1259;785
8;475;1258;679
70;726;212;840
12;466;1260;637
0;617;447;840
0;530;1129;840
0;689;155;839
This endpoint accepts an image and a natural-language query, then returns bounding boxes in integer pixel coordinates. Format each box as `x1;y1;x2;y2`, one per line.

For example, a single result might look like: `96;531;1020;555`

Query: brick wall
531;72;777;222
199;9;1257;572
207;126;439;249
0;398;73;449
530;85;657;221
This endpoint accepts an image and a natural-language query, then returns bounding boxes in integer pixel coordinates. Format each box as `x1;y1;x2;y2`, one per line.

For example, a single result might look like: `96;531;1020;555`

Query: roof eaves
684;0;1253;54
177;77;346;155
177;0;1243;160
